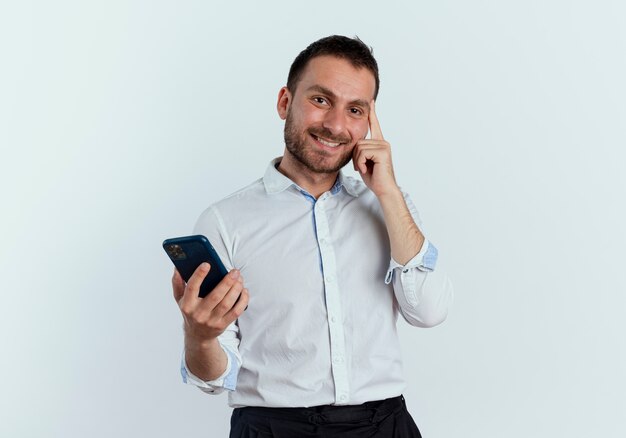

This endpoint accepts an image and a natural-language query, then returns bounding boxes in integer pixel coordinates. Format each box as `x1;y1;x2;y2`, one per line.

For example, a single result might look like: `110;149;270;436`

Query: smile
312;134;342;148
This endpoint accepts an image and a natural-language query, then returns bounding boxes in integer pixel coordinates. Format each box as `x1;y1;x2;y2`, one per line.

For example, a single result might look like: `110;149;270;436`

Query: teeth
314;135;340;148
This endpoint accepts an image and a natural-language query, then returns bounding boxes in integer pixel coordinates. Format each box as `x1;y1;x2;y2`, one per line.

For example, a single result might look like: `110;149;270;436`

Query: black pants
229;395;422;438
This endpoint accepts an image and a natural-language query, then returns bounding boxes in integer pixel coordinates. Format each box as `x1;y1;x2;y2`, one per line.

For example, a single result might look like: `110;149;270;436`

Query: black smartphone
163;235;229;298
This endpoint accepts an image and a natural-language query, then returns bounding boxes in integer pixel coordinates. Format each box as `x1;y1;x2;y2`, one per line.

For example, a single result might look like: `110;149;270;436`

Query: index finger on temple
368;100;383;140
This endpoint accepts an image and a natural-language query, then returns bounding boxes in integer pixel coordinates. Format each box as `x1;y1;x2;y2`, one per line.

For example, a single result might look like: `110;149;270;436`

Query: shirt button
326;275;334;283
333;356;343;364
339;395;347;402
330;316;336;323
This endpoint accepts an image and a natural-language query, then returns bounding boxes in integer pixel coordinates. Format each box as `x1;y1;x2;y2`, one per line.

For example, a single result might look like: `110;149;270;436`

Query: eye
312;96;328;105
349;107;364;116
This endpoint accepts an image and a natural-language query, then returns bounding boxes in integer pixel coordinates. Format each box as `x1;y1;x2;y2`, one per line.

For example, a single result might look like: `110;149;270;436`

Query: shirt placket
313;194;350;405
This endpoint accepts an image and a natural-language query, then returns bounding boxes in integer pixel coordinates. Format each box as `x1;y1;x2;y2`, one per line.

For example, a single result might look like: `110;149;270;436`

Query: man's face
278;55;376;174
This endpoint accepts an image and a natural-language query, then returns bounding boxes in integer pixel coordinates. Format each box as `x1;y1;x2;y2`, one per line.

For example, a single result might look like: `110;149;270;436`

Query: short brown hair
287;35;380;99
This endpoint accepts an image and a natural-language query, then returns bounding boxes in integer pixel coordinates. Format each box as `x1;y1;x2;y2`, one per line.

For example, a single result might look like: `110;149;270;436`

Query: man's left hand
353;100;399;198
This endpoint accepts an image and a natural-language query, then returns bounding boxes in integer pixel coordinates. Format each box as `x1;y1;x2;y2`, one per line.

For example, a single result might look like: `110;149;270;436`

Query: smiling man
172;35;453;438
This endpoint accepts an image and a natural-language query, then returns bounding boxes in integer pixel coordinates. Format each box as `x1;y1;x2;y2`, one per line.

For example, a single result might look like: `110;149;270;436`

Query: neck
277;151;338;199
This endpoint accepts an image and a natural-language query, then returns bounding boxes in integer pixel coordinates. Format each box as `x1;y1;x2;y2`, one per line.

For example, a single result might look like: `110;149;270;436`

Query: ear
276;86;291;120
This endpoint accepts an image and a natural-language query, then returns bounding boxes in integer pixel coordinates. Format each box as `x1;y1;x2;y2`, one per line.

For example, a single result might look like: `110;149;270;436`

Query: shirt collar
262;157;294;194
337;171;360;197
262;157;359;198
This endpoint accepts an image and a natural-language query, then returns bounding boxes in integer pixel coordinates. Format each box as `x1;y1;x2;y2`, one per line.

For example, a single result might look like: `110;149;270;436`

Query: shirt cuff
180;345;240;393
384;239;438;284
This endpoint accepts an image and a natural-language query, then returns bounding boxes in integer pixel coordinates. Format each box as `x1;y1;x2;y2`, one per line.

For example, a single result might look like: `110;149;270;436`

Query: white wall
2;1;625;437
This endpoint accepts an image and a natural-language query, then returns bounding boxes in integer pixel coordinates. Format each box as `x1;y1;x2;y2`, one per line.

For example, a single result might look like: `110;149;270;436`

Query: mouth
311;133;343;149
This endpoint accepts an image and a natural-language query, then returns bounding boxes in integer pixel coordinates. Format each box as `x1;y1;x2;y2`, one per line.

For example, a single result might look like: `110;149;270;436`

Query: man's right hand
172;263;249;344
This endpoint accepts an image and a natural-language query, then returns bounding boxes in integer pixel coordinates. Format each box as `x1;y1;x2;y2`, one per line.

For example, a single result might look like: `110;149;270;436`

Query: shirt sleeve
384;192;454;328
180;322;242;394
178;205;243;394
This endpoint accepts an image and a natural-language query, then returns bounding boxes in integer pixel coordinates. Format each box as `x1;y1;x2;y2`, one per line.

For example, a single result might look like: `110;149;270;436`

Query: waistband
234;395;406;425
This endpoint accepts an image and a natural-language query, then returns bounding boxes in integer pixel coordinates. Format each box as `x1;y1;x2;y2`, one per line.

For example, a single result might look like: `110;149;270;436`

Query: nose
322;107;348;136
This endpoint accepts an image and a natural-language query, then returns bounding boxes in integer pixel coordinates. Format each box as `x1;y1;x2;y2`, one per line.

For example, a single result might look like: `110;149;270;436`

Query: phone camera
166;244;187;260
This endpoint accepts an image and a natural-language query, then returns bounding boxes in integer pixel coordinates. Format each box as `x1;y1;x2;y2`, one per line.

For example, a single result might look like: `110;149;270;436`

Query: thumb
172;269;185;303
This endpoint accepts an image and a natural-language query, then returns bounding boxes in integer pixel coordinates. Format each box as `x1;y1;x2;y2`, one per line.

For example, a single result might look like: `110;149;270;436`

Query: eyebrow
305;85;371;110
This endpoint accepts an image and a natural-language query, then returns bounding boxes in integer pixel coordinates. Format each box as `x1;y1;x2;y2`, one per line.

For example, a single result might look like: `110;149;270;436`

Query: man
172;35;453;437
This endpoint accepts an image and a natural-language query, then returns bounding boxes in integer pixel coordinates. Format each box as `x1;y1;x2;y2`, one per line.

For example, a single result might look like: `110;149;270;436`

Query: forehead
295;55;376;102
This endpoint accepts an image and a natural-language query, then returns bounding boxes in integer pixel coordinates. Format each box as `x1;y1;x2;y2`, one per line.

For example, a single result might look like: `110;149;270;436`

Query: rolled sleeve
384;239;438;286
180;344;241;394
385;240;452;328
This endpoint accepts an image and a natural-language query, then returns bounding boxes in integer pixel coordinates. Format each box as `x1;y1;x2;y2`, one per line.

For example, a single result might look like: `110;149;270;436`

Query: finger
223;288;250;323
211;276;245;317
197;269;241;310
183;262;211;302
352;144;360;172
355;139;390;149
172;269;185;303
352;145;368;174
368;100;384;140
353;145;380;174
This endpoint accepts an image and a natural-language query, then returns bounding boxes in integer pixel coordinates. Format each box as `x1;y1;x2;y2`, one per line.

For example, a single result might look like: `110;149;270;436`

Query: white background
2;1;625;437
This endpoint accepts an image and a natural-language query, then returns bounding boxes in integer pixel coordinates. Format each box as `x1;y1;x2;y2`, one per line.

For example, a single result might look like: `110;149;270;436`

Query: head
277;36;380;175
287;35;379;101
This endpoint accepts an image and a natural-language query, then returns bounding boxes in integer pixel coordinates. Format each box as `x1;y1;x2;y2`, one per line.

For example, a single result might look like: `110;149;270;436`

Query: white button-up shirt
181;158;453;408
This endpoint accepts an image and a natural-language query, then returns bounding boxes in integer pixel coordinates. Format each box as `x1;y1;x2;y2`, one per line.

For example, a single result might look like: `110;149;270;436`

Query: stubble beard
283;110;353;174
